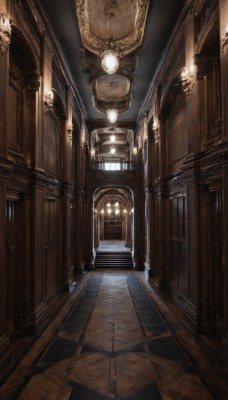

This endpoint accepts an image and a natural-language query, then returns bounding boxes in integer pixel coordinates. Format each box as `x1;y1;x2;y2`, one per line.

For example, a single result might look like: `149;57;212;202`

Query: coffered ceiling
37;0;185;159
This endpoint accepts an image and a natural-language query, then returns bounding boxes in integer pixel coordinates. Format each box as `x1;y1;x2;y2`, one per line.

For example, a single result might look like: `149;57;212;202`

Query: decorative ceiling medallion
75;0;149;56
92;126;130;138
92;74;131;114
94;74;130;101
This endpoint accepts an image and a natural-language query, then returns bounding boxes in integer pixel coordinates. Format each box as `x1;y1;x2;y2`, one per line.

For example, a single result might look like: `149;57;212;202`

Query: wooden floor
1;270;228;399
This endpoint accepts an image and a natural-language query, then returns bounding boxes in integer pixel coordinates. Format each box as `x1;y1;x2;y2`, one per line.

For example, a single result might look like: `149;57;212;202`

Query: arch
10;25;39;74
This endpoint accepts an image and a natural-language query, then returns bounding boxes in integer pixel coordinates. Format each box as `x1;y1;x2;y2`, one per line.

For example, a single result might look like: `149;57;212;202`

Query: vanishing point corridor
1;270;227;400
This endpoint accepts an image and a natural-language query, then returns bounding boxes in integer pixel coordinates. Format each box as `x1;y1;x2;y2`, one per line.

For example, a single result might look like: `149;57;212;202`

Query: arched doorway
94;187;134;251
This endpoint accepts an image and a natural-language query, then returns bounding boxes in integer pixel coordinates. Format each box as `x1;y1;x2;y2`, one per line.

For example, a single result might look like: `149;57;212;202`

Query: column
0;10;10;156
220;0;228;367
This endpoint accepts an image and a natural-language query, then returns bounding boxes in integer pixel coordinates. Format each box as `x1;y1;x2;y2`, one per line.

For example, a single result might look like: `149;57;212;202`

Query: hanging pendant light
102;50;119;75
110;134;116;142
102;13;119;75
107;109;118;124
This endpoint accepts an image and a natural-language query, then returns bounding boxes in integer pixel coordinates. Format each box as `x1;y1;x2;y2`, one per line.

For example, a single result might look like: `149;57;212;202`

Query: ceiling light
107;109;118;124
110;147;116;154
110;134;116;142
102;50;119;74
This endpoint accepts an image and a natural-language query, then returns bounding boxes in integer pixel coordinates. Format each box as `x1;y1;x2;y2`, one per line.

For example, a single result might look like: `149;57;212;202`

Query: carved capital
25;74;40;91
0;14;11;55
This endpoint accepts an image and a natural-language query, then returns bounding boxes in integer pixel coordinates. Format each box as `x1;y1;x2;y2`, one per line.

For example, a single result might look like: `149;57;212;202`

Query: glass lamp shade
107;109;118;124
110;134;116;142
102;50;119;74
110;147;116;154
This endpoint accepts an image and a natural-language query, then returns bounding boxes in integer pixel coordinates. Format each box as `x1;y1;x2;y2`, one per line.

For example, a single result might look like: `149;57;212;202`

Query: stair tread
95;251;133;269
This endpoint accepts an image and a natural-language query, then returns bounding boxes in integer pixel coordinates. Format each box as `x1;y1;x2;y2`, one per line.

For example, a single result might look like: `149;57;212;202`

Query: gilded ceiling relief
75;0;149;56
94;75;130;101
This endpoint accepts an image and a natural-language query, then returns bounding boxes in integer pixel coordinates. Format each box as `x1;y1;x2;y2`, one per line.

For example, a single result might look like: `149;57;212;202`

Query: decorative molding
75;0;149;57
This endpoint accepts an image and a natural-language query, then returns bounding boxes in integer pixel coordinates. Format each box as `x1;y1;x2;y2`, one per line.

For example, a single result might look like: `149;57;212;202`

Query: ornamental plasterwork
94;74;130;102
75;0;149;56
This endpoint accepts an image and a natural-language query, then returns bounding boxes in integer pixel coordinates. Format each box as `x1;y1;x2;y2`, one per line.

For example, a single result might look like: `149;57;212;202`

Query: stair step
95;251;133;269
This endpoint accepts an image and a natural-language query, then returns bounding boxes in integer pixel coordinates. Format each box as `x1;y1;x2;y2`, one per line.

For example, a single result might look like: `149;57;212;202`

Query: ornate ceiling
38;0;185;160
75;0;149;56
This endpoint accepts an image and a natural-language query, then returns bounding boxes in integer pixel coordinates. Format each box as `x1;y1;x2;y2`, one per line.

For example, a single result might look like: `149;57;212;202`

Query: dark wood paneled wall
140;0;228;367
0;0;88;383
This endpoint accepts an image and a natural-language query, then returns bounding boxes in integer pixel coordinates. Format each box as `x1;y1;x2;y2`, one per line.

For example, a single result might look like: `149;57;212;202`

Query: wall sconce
152;121;160;143
222;25;228;50
0;14;11;54
44;90;54;108
181;64;196;94
67;122;73;143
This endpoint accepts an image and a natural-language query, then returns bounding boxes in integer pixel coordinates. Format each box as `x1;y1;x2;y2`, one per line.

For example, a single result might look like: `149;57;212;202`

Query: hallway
1;271;227;400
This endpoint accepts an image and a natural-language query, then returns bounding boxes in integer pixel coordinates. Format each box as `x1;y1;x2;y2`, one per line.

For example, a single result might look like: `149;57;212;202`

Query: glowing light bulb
110;147;116;154
107;109;118;124
110;134;116;142
102;51;119;74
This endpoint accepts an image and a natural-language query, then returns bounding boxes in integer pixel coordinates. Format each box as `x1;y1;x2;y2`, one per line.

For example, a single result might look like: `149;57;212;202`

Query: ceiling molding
75;0;149;56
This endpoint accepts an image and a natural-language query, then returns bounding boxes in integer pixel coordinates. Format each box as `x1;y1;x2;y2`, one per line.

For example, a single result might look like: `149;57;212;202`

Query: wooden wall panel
43;114;59;176
44;198;59;295
170;195;187;295
5;198;23;337
167;95;187;171
8;78;23;153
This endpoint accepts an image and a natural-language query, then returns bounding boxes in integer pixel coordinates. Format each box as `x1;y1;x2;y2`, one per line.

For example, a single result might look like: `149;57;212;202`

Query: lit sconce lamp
110;134;116;142
68;122;73;143
107;109;118;124
44;90;54;108
131;208;134;214
107;208;112;214
133;147;137;155
123;209;127;214
110;147;116;154
222;24;228;49
115;201;119;207
115;208;120;215
101;209;105;214
181;64;196;94
0;14;11;54
91;149;95;157
152;121;159;143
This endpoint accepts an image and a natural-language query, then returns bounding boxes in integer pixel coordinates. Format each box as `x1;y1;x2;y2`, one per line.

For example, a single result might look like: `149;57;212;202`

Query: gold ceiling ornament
75;0;149;57
94;74;130;102
92;74;131;114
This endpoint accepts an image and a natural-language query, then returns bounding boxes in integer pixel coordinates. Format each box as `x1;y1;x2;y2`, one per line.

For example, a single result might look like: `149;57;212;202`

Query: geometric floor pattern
2;271;228;399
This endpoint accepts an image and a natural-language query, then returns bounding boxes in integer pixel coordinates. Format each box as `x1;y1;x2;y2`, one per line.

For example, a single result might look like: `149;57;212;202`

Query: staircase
94;251;133;269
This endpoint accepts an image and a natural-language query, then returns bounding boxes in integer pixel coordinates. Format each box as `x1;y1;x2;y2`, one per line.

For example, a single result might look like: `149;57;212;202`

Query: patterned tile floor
1;271;228;399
